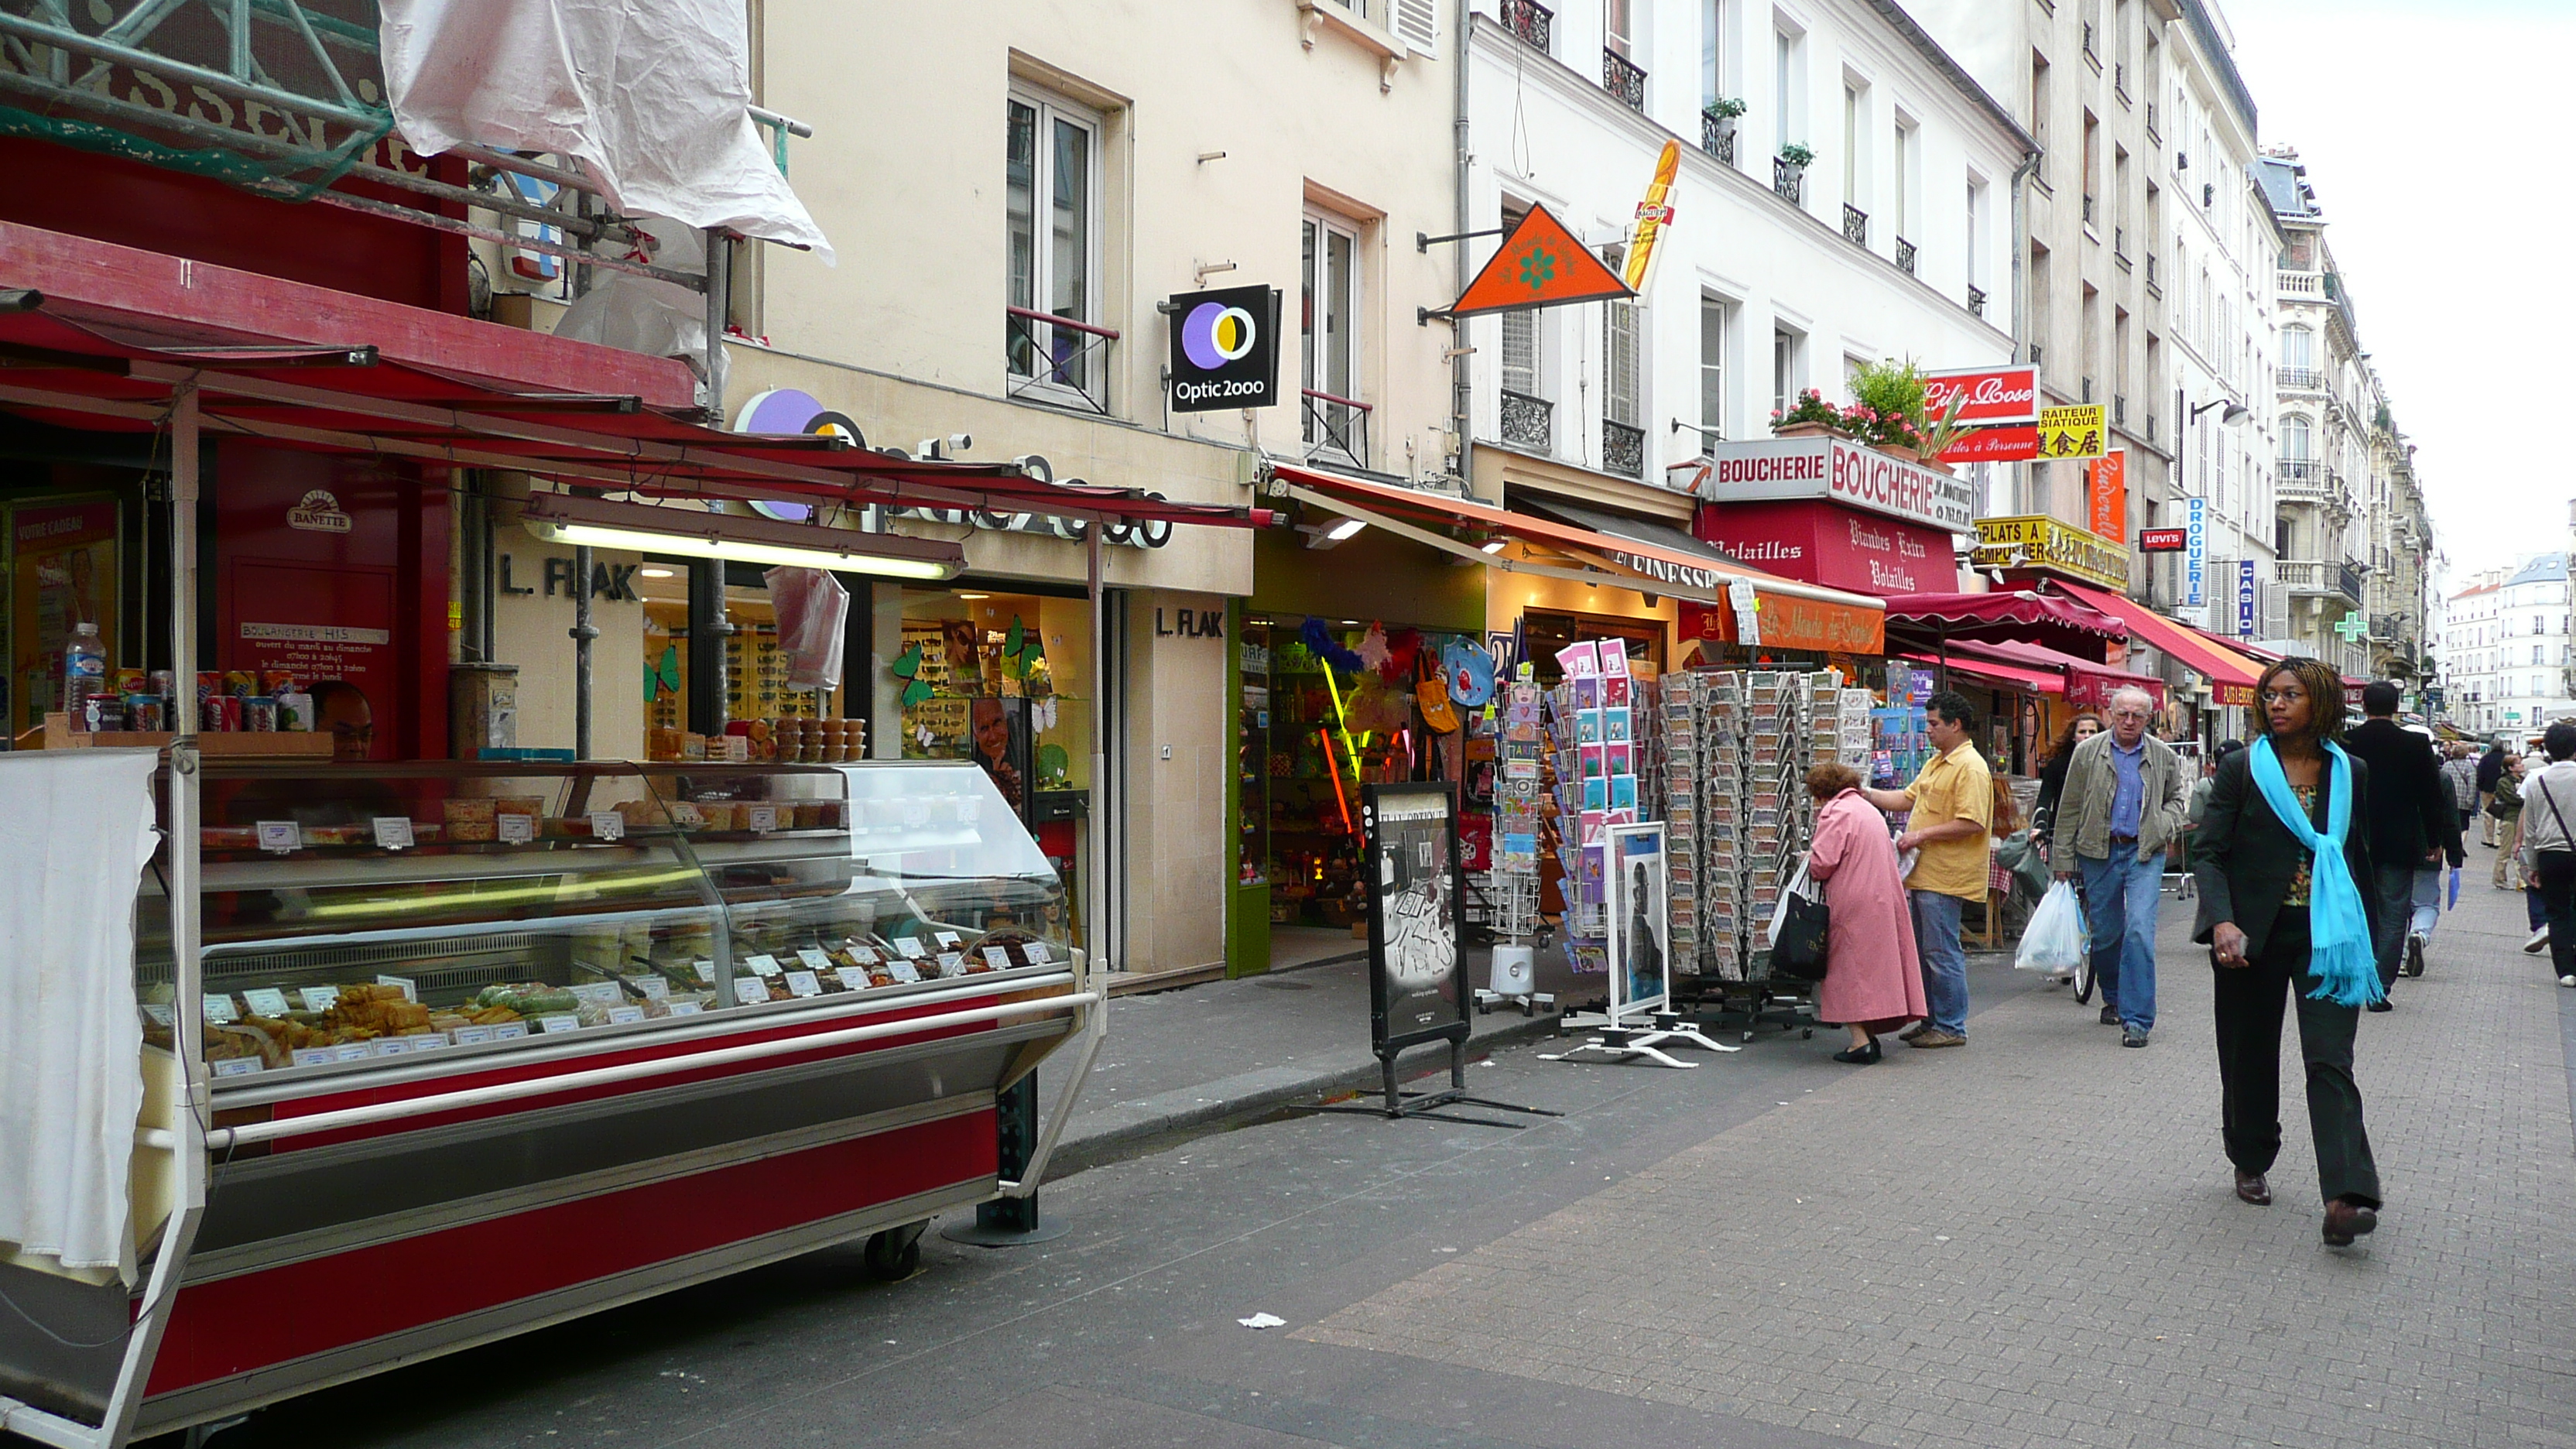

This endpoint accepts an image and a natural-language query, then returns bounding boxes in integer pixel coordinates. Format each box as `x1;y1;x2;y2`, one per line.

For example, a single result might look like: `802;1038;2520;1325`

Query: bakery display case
0;758;1098;1446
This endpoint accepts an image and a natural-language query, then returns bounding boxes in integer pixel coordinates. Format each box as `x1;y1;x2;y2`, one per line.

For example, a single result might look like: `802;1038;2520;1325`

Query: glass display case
142;759;1072;1084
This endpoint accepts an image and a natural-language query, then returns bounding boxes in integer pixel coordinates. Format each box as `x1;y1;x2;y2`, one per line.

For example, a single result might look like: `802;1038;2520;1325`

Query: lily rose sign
1923;365;2042;464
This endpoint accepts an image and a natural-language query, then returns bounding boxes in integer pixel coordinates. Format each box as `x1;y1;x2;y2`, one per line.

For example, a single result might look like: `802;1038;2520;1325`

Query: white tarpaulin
379;0;834;262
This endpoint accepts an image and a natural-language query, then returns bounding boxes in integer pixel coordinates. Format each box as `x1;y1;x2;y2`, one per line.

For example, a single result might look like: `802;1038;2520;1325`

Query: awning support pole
702;228;732;417
570;543;595;759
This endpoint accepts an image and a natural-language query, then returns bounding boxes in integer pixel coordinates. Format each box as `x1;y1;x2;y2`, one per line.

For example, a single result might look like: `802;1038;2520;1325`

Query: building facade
2441;557;2573;738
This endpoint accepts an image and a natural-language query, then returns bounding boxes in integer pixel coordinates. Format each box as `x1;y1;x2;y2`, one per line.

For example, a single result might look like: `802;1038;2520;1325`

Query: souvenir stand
0;332;1266;1448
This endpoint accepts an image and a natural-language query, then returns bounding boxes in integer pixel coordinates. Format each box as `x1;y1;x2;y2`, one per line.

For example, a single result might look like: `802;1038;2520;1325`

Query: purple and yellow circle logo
1180;301;1259;372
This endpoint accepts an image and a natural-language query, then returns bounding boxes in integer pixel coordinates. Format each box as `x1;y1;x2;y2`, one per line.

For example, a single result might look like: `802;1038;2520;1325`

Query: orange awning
1271;463;1886;655
2053;582;2266;706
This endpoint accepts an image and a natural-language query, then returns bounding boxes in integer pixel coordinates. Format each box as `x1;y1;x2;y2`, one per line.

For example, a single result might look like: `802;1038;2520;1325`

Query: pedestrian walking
2475;741;2507;845
1803;762;1927;1064
2191;656;2385;1247
2440;744;2479;841
2490;753;2526;889
2030;711;2103;855
1863;690;1992;1050
2515;724;2576;990
2341;682;2461;1005
2048;687;2188;1047
2187;740;2246;830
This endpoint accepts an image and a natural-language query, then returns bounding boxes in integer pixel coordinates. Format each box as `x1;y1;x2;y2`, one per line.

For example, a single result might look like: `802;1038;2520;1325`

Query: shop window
1005;85;1105;412
638;564;841;742
1302;210;1368;466
5;494;122;736
1520;608;1663;682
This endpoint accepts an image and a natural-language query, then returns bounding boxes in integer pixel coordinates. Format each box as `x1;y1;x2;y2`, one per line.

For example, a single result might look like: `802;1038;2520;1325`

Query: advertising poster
9;498;118;733
1605;821;1670;1021
1361;783;1468;1054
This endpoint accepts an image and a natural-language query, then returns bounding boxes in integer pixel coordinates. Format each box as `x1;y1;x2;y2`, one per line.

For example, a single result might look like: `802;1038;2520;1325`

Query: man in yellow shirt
1861;690;1992;1048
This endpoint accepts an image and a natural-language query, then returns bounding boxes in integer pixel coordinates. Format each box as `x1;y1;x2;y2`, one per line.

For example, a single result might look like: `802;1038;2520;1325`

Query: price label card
1025;941;1053;965
933;930;963;949
830;968;868;991
255;820;302;854
588;811;626;842
570;982;625;1009
298;985;341;1013
692;960;717;983
292;1047;338;1067
377;975;418;1002
743;953;783;977
845;944;881;965
666;1000;704;1017
489;1022;529;1041
935;952;968;978
332;1043;374;1062
892;937;926;959
211;1056;263;1077
202;993;239;1024
452;1025;495;1046
372;817;416;850
242;988;293;1019
497;813;536;844
981;946;1016;972
796;947;834;972
886;958;923;984
409;1033;450;1051
372;1036;411;1057
783;970;824;998
536;1013;581;1033
606;1005;648;1026
140;1003;175;1027
746;804;779;834
734;979;770;1005
629;975;670;1000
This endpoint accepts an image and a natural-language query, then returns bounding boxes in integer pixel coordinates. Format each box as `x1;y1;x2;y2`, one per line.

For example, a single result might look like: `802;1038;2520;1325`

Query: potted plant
1704;96;1746;139
1777;142;1814;178
1845;359;1927;458
1769;388;1846;439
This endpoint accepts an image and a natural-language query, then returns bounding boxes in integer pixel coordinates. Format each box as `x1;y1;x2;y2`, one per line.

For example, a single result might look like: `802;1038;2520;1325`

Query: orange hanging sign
1446;203;1635;318
2088;450;2126;543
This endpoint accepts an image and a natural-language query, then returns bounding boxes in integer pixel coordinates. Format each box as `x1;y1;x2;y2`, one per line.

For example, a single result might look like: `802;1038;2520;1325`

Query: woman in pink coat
1803;762;1927;1063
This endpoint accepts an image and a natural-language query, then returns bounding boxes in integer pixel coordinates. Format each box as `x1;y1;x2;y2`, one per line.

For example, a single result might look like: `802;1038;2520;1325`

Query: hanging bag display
1416;649;1461;734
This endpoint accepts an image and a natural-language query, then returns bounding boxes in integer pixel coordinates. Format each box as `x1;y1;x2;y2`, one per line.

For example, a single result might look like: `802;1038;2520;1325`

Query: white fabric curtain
0;751;159;1281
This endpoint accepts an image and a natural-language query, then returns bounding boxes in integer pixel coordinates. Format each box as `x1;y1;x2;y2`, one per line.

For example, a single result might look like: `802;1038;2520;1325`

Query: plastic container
63;622;104;730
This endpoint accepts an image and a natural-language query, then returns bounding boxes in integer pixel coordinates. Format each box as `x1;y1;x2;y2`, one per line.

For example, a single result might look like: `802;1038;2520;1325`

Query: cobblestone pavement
1303;874;2576;1449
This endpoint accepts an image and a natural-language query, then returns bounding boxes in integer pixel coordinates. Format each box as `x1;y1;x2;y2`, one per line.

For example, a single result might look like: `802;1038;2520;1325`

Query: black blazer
2341;718;2462;868
2190;746;2379;962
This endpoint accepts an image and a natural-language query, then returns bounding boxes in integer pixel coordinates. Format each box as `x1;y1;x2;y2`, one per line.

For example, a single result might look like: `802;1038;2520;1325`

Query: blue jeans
2078;850;2163;1031
1910;889;1968;1037
2368;863;2416;992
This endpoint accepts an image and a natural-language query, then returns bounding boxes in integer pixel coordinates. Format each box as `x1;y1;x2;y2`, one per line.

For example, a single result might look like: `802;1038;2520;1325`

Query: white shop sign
1680;439;1978;534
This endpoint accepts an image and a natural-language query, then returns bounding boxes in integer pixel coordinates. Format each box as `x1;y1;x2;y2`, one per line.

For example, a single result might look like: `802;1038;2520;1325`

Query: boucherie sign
1672;438;1977;534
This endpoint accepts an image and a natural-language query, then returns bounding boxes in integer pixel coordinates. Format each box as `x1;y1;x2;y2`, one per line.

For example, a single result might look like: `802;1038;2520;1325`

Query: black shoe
2367;999;2394;1013
2098;1005;2119;1026
2121;1026;2150;1048
1831;1040;1882;1064
2405;935;2426;978
2235;1170;2273;1206
2322;1198;2379;1246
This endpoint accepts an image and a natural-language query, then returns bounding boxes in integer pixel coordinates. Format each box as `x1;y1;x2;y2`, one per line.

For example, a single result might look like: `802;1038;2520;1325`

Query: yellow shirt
1905;742;1995;901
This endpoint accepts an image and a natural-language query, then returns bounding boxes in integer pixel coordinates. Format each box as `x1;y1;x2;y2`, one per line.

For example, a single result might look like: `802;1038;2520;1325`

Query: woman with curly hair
2190;656;2385;1247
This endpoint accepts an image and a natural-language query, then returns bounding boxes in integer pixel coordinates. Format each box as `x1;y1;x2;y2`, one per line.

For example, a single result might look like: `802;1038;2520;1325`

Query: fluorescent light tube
521;495;964;581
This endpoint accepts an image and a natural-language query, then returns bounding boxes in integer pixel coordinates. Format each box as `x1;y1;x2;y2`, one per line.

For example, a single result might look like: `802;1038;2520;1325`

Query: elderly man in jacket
2051;687;2190;1047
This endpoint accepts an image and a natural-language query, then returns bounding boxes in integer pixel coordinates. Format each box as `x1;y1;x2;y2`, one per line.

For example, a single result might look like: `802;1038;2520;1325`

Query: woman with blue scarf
2190;656;2386;1248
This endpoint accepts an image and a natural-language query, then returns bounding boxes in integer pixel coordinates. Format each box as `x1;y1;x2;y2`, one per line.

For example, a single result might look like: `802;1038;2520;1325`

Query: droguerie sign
1683;438;1977;534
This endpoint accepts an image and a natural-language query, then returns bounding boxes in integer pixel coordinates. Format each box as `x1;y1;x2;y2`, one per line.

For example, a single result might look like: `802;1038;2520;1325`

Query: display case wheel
2072;951;2096;1005
863;1221;928;1280
1800;1028;1813;1039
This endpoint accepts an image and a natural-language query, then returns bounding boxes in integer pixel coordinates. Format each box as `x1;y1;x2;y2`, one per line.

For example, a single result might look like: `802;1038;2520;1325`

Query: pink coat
1805;790;1927;1031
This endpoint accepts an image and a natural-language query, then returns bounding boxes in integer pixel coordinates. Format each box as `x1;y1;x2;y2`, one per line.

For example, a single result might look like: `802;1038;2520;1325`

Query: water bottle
63;622;104;731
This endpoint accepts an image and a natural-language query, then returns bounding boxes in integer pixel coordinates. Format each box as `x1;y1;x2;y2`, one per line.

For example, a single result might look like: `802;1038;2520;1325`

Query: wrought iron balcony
2339;560;2366;605
2114;226;2127;260
1006;306;1117;415
2114;394;2126;427
2028;343;2044;370
2081;194;2098;227
1773;156;1804;204
1602;418;1646;478
2146;101;2160;141
2115;63;2129;101
1896;237;1917;276
1302;387;1371;468
1841;203;1869;247
1601;47;1646;112
1499;389;1553;452
2081;375;2095;403
2146;413;2157;443
2280;367;2326;392
2144;252;2159;291
1700;109;1737;165
1968;284;1988;318
2082;22;2098;60
1500;0;1553;53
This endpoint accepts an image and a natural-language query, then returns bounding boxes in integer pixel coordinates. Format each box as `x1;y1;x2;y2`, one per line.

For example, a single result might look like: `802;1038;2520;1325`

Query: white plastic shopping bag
2014;880;2089;973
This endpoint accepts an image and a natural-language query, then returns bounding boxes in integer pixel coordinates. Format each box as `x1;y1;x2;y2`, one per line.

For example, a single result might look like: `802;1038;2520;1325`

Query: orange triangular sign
1446;204;1635;318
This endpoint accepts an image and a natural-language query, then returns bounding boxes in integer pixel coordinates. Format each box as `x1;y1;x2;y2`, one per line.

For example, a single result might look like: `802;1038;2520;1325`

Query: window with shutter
1392;0;1438;52
1604;299;1641;426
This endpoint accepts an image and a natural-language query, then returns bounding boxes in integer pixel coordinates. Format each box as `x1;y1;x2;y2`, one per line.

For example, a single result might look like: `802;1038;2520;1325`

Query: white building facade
2442;557;2573;738
1461;0;2027;516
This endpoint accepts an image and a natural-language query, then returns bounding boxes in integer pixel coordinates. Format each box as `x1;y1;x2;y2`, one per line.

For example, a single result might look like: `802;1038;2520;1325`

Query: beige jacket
2054;729;2189;863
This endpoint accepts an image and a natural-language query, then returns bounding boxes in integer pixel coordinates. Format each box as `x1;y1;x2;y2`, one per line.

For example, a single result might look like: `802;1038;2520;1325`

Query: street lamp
2187;396;2252;428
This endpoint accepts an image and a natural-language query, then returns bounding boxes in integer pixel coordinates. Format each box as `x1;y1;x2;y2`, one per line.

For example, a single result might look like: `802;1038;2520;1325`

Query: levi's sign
1922;365;2039;424
2137;527;2189;553
1685;438;1976;534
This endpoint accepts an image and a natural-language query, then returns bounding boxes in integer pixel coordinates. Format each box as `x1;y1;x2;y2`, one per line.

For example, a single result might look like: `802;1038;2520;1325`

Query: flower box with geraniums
1770;389;1846;439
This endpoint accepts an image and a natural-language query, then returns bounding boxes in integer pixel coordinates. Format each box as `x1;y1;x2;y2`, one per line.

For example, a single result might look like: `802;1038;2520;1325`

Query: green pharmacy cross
2334;613;2369;643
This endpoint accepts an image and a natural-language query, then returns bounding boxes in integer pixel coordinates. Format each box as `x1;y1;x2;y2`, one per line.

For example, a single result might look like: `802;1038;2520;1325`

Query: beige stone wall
488;536;648;762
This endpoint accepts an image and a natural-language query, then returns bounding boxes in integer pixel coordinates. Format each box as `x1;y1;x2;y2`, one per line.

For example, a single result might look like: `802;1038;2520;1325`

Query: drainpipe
1453;6;1475;500
2008;146;2042;516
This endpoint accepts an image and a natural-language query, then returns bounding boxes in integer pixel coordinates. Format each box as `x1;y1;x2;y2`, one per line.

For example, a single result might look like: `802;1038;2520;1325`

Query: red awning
2052;582;2266;706
1270;463;1888;654
1952;639;2167;709
0;223;1268;532
1880;589;2125;662
1899;649;2064;696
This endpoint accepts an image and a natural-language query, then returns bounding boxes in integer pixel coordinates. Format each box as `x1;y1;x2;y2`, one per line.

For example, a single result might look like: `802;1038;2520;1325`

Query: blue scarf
2246;738;2384;1008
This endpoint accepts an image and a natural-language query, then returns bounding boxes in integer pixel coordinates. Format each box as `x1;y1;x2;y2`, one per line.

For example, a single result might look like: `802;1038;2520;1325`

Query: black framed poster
1361;782;1469;1055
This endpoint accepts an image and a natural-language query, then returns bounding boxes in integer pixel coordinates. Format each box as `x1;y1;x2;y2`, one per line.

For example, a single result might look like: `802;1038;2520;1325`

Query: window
1967;175;1988;291
1302;212;1365;463
1699;296;1728;447
1773;325;1801;416
2282;324;2316;371
1892;118;1914;241
1843;83;1865;207
2030;53;2050;183
1603;296;1643;436
1605;0;1633;57
1775;28;1800;146
2283;414;2312;460
1005;88;1102;407
1701;0;1725;109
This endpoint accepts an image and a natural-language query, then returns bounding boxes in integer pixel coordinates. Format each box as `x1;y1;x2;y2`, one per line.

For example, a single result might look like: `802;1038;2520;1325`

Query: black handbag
1771;880;1831;983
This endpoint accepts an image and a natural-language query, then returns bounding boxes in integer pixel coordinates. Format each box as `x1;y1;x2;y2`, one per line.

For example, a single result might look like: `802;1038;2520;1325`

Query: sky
2219;0;2576;591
